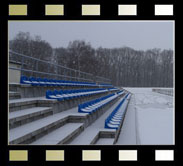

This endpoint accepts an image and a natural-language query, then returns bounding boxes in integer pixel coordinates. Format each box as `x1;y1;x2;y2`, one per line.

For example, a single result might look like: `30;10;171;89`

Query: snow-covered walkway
117;88;174;145
116;95;137;145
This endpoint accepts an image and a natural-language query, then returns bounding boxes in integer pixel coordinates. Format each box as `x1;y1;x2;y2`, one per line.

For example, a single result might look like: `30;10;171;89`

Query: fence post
47;64;50;79
36;60;38;77
21;56;24;76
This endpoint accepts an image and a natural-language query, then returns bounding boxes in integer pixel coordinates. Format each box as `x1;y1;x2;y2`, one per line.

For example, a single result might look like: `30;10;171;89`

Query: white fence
152;88;173;96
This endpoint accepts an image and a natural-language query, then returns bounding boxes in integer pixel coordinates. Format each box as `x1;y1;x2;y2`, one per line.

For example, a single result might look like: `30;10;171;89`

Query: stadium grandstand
8;50;131;145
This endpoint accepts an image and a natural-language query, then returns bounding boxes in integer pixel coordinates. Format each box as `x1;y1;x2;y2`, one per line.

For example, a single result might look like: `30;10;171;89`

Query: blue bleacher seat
37;78;46;86
104;93;131;130
108;87;119;92
99;83;113;88
20;76;101;87
78;93;120;114
20;76;32;84
30;77;40;86
46;88;109;101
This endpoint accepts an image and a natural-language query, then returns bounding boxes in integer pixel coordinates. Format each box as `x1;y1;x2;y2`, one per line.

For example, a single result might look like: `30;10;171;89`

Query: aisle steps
31;123;84;145
9;107;53;129
9;83;129;145
9;112;69;144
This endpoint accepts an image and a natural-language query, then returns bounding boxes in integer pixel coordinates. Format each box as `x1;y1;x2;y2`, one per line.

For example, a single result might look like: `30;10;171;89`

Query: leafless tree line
9;32;173;87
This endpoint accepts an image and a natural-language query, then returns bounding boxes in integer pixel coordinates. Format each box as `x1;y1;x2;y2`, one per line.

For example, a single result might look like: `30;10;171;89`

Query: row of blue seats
104;93;131;130
108;87;118;91
117;90;124;95
99;83;113;87
78;93;120;114
20;76;98;87
46;88;108;101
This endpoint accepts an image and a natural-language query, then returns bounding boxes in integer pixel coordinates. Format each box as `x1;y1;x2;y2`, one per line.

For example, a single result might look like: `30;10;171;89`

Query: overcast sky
9;21;174;50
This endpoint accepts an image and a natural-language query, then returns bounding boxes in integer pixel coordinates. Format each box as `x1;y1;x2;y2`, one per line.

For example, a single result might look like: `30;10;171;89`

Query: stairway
31;123;84;145
8;83;128;145
9;107;53;129
9;97;85;145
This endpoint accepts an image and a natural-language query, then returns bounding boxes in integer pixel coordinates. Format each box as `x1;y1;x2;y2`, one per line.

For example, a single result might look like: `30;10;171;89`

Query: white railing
152;88;173;96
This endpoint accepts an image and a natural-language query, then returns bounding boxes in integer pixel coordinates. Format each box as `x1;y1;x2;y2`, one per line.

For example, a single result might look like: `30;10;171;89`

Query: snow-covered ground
116;95;137;145
118;88;174;145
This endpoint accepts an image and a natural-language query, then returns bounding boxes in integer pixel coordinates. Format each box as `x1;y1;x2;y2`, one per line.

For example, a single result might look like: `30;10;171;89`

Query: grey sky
9;21;174;50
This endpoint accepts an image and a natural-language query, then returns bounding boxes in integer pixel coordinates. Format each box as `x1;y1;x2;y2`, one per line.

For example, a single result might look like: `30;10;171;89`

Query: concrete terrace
9;83;131;145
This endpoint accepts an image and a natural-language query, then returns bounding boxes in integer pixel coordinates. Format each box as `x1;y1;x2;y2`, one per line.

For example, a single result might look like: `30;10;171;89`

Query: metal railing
9;50;111;84
152;88;173;96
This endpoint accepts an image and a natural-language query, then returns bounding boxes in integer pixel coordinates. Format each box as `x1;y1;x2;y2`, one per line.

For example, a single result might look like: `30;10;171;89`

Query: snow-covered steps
31;123;84;145
95;138;114;145
69;129;115;145
9;97;55;112
9;91;21;100
9;112;69;144
69;96;123;145
9;83;23;92
8;93;125;145
69;129;99;145
9;98;38;112
90;130;116;145
9;107;53;129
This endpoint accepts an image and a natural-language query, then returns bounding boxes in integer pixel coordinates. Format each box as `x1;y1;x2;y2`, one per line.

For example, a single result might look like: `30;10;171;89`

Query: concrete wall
9;62;21;83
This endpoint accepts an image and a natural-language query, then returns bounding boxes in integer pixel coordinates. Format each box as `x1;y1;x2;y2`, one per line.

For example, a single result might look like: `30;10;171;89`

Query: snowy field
118;88;174;145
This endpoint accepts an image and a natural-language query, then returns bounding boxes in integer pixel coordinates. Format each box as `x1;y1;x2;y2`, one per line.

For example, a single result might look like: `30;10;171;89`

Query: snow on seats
78;92;124;114
105;93;131;129
46;88;108;101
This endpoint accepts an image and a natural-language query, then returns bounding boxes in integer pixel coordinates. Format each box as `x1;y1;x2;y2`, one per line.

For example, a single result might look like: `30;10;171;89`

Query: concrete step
9;97;55;112
9;83;101;98
69;97;123;145
9;91;21;100
9;93;123;145
95;138;114;145
69;129;115;145
9;111;69;144
8;91;112;113
69;129;99;145
31;123;84;145
9;98;38;112
9;107;53;129
9;83;21;92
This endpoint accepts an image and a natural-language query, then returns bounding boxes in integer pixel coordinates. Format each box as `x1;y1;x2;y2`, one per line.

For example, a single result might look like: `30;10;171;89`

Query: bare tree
10;33;173;87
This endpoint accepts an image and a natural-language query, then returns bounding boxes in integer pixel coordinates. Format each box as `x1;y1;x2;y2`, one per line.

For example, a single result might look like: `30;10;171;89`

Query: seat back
46;90;53;99
20;75;29;84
